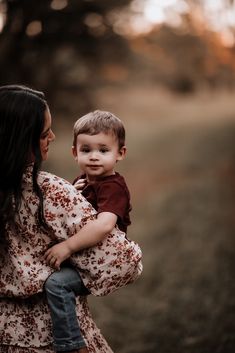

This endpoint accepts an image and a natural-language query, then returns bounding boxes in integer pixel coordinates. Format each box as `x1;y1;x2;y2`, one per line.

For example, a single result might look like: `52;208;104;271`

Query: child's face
72;132;126;181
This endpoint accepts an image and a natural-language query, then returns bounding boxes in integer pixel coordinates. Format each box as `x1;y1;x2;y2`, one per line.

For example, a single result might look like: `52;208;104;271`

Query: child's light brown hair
73;110;126;149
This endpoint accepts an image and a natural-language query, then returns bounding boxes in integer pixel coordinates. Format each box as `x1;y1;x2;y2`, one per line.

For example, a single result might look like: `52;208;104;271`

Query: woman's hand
74;178;86;190
44;241;72;270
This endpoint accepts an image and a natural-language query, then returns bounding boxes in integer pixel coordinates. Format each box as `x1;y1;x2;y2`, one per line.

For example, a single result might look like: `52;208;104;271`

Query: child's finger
75;179;86;185
44;249;57;265
74;179;86;190
48;255;58;268
44;251;50;262
54;260;61;271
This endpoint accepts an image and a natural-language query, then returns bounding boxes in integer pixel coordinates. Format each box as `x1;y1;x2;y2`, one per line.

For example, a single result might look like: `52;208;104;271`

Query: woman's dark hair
0;84;50;237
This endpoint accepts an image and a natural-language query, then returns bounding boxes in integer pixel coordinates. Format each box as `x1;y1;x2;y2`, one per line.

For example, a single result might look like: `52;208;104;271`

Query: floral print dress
0;166;142;352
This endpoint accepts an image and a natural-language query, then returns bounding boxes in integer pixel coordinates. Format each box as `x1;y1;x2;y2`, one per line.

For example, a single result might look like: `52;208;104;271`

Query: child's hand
74;178;86;190
44;241;72;270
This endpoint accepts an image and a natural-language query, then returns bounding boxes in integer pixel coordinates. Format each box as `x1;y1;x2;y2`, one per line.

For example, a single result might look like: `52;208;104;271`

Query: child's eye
80;145;90;152
100;148;108;153
81;148;90;153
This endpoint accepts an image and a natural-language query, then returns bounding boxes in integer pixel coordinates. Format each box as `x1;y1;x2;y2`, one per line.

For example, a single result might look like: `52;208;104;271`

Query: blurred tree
1;0;235;106
0;0;133;116
126;0;235;93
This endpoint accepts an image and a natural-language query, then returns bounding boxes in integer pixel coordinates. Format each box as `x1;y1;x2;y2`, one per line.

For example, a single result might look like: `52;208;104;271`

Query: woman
0;85;142;352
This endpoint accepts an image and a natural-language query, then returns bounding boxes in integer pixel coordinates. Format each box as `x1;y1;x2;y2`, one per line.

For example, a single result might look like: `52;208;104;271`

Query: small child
44;110;132;353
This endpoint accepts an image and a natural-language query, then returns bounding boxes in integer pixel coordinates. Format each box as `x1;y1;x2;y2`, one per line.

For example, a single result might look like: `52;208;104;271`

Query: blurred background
1;0;235;352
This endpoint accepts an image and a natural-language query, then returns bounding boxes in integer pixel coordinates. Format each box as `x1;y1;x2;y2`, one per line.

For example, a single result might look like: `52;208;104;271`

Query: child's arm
44;211;117;270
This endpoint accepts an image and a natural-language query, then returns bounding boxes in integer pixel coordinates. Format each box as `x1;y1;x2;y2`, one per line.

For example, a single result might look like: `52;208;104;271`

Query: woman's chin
42;151;49;161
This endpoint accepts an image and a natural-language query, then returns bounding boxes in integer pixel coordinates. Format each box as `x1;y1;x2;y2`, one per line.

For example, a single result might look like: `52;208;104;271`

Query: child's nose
90;151;98;160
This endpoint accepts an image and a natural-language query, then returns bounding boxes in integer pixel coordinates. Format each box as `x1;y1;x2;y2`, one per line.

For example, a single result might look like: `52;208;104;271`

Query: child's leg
44;266;89;352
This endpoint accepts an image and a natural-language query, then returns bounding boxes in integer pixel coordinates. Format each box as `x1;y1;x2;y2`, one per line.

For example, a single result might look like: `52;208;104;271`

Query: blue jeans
44;266;90;352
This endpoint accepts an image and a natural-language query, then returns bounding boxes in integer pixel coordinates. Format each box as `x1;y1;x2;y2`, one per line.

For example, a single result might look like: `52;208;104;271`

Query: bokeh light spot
50;0;68;11
26;21;42;37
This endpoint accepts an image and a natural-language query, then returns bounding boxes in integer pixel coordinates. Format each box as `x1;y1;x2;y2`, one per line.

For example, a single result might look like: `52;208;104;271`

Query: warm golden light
0;0;6;33
0;14;4;32
145;0;235;47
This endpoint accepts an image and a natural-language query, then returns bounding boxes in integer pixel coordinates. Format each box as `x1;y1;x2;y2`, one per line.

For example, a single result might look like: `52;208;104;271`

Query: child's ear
72;146;77;160
117;146;127;161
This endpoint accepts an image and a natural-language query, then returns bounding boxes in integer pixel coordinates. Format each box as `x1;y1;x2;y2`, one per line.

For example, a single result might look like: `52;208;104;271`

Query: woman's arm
42;174;142;297
44;212;117;269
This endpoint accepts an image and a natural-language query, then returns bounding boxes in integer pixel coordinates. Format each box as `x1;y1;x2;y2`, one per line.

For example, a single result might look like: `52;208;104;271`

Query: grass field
45;86;235;353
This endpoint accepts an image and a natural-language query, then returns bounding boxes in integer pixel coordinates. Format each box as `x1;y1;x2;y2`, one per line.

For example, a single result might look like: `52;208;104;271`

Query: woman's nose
49;130;55;142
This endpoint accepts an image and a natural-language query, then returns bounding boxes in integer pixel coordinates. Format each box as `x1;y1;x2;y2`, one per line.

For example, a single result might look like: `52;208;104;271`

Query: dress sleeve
41;173;96;240
42;173;143;297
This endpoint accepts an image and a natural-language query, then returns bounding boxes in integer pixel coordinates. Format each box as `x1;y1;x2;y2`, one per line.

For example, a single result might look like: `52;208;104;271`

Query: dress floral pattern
0;166;142;352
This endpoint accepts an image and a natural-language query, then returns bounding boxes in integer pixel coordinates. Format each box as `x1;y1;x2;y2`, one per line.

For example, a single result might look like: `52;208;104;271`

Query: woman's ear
72;146;77;160
117;145;127;161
